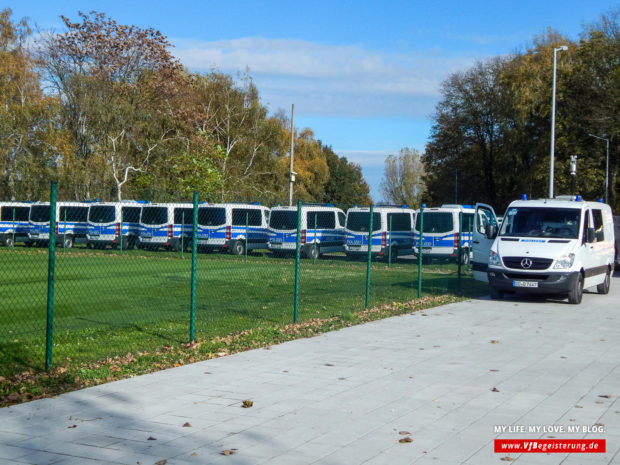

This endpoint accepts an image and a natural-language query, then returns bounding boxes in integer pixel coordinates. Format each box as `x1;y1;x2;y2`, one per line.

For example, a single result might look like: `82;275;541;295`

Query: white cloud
171;37;478;118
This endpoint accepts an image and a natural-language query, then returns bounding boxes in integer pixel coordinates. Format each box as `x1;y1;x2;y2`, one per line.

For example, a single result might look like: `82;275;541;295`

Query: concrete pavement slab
2;274;620;464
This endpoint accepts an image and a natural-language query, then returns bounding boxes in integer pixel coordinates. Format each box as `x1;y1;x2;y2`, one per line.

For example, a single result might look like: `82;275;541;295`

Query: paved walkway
2;274;620;465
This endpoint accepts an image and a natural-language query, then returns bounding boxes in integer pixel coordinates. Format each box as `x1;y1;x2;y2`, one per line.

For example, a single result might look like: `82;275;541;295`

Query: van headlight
553;253;575;269
489;250;501;267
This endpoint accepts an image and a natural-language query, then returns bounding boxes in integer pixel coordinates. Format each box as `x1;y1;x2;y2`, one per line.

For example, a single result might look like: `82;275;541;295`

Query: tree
322;144;371;207
380;148;425;208
38;11;189;200
0;8;65;201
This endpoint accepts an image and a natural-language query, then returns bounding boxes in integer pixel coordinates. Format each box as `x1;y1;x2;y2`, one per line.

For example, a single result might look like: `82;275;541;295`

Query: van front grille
502;256;553;270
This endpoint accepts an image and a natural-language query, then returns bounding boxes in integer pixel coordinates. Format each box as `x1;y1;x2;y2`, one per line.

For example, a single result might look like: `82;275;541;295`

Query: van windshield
141;207;168;225
346;212;381;232
416;212;453;233
499;207;580;239
270;210;298;230
89;206;115;223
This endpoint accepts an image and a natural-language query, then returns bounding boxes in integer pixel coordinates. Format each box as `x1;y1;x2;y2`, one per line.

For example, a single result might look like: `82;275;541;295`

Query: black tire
3;235;14;248
597;269;611;295
231;240;245;256
489;287;503;300
460;249;470;265
86;241;93;249
386;246;398;261
568;273;584;304
62;235;74;249
126;236;136;250
306;244;320;260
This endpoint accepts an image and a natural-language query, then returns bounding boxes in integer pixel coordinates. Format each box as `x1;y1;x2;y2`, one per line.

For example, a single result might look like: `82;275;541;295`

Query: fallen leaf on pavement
183;422;192;427
399;437;413;443
242;400;253;408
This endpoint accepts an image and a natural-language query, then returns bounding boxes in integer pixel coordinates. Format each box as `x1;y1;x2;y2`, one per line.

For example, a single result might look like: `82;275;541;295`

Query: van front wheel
489;287;503;300
568;274;584;304
597;269;611;295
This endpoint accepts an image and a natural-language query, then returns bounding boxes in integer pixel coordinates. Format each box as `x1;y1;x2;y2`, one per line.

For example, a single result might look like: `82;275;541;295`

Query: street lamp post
549;45;568;199
588;133;610;204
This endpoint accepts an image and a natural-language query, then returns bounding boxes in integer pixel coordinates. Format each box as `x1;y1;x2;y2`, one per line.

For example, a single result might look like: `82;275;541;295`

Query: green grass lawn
0;246;486;377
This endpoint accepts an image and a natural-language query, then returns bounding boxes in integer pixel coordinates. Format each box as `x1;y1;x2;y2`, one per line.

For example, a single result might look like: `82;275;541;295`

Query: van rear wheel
231;240;245;256
568;273;584;304
597;269;611;295
2;235;14;248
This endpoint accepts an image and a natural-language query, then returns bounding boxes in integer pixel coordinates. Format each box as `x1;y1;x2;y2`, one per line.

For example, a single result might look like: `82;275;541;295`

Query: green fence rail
0;184;485;378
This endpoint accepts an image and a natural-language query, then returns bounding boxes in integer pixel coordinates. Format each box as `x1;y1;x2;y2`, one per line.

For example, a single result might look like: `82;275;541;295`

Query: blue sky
5;0;618;200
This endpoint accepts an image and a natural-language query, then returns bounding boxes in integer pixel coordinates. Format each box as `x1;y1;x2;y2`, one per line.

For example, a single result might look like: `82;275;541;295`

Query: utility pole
288;104;295;206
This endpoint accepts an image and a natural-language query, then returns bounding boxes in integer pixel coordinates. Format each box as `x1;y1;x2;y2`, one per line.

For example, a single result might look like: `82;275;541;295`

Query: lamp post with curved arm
549;45;568;199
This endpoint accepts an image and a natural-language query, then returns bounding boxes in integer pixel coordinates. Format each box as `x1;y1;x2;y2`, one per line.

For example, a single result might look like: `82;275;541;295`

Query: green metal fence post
119;209;124;256
313;214;317;265
245;212;248;262
293;199;302;323
365;204;374;308
45;181;57;371
181;211;184;260
62;209;66;253
11;208;16;250
189;191;198;342
417;206;424;298
388;215;392;268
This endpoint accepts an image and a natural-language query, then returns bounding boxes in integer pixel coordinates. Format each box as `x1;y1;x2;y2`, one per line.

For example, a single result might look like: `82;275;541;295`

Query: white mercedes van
472;196;615;304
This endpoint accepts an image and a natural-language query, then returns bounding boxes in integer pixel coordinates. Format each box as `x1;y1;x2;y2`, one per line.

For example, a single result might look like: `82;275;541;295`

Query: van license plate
513;280;538;288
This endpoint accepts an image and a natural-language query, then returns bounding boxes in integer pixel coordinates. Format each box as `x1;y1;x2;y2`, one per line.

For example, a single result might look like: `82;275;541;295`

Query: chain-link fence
0;183;485;378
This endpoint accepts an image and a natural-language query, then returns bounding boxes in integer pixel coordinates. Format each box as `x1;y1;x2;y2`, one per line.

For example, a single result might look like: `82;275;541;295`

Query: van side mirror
586;227;596;243
485;224;498;240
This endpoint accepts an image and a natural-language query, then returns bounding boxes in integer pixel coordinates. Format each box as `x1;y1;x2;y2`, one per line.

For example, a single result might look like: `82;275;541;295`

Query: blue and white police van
0;202;32;247
414;204;474;264
344;205;416;259
196;203;270;255
28;201;90;248
87;201;148;249
138;203;194;251
268;204;346;259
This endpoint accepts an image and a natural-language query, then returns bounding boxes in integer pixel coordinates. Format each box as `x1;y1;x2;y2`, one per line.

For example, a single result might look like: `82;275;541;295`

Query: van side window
476;208;494;234
1;207;29;221
307;211;335;229
174;208;194;225
592;209;604;241
232;208;262;226
582;211;590;244
122;207;141;223
60;206;88;222
338;212;346;227
387;213;411;231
